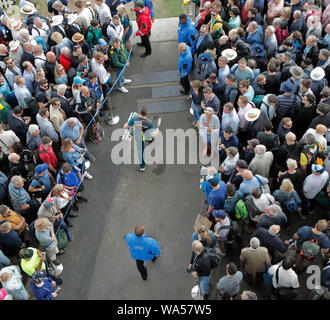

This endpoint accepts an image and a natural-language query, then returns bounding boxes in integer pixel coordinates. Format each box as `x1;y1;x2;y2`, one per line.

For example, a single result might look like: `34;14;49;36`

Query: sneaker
77;196;88;203
84;172;93;180
72;202;80;212
122;79;132;84
137;42;144;47
69;211;78;218
140;52;151;57
87;155;96;162
53;259;61;265
139;166;146;172
141;267;148;281
118;86;128;93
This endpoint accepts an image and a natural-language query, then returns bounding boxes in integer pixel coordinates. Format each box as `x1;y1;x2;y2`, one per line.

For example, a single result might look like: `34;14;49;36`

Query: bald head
134;224;144;237
192;240;203;254
315;124;327;135
242;170;253;181
46;51;56;62
285;132;296;144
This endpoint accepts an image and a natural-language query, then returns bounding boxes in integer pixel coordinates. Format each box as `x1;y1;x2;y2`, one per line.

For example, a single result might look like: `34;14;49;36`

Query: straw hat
20;4;36;15
8;40;20;51
245;108;261;122
72;32;84;43
10;20;22;31
221;48;237;61
50;31;63;44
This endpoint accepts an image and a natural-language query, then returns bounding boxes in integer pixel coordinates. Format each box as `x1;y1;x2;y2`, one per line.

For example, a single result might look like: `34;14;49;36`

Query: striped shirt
276;94;300;119
8;182;31;213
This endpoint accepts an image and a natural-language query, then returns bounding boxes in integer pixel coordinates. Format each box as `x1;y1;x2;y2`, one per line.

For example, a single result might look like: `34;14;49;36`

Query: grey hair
57;84;67;94
52;0;64;9
293;10;301;18
67;117;78;125
305;133;316;145
255;144;266;155
19;28;29;37
28;124;39;134
273;18;282;27
0;15;8;23
33;16;42;24
60;46;70;55
269;225;280;236
178;42;186;50
286;158;298;170
241;290;257;300
269;204;281;215
11;175;23;186
250;237;260;249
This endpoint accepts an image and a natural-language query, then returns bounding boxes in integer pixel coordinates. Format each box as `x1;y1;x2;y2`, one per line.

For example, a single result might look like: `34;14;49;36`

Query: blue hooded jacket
178;18;196;55
178;45;193;78
125;233;160;261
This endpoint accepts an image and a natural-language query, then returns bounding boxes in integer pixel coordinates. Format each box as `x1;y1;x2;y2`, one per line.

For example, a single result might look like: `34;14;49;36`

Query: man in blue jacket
178;14;196;55
178;42;193;94
125;224;160;280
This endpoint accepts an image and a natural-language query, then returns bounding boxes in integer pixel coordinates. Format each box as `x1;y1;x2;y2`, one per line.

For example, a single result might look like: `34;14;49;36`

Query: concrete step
129;70;180;86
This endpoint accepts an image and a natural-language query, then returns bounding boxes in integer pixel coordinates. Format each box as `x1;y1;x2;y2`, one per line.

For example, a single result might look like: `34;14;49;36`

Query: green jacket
87;27;102;46
109;42;128;69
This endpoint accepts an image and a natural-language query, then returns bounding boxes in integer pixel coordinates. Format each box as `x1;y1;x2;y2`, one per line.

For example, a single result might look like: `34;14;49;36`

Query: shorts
123;27;132;42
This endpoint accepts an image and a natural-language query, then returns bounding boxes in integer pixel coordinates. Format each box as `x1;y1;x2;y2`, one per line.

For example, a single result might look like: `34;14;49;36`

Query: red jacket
59;54;71;72
134;6;152;37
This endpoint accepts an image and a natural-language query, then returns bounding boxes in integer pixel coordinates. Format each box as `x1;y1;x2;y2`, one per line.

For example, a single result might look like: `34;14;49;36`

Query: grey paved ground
55;38;327;301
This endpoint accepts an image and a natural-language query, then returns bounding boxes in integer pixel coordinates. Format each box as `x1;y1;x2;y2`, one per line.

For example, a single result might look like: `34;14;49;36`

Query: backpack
205;247;220;269
84;27;96;45
33;150;49;165
317;38;328;51
24;97;39;116
252;94;264;108
56;227;69;250
284;197;298;214
93;121;104;143
235;199;248;220
101;21;111;38
299;228;326;260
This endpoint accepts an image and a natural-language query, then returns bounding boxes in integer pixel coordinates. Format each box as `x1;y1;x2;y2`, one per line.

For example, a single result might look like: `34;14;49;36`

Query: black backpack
33;150;49;165
205;248;220;269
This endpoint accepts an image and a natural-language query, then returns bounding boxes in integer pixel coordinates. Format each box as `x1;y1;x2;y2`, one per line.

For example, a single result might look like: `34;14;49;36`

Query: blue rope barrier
54;45;134;236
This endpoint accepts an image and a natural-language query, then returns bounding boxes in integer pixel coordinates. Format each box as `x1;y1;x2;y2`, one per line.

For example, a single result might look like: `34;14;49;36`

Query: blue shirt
296;226;330;250
56;168;81;188
207;181;226;209
8;183;31;213
238;175;267;196
60;119;83;142
30;277;55;300
30;172;52;196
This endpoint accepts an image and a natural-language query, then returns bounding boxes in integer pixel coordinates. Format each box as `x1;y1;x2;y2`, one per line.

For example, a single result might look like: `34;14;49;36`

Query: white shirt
31;21;51;44
0;130;20;155
91;58;109;84
77;7;95;31
94;3;112;26
303;171;329;199
34;54;46;70
269;265;299;289
253;193;275;212
300;128;327;152
238;103;253;131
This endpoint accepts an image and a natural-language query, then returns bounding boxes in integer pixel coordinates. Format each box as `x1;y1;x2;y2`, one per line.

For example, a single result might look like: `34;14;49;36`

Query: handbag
0;137;23;154
255;174;270;194
56;227;69;250
275;266;298;300
263;265;273;286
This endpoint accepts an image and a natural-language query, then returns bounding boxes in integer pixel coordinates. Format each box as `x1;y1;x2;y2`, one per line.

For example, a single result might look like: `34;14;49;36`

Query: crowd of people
0;0;145;300
180;0;330;300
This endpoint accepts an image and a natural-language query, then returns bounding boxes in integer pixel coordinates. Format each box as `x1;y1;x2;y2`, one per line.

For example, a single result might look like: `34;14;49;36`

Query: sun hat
8;40;20;51
290;66;304;79
280;80;296;94
245;108;261;121
52;15;64;26
20;4;36;15
310;67;325;81
50;32;63;44
221;48;237;61
10;20;22;31
72;32;84;43
251;43;265;57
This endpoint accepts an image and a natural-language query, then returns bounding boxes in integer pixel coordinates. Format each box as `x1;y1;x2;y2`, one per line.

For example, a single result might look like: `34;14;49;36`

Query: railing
54;45;133;236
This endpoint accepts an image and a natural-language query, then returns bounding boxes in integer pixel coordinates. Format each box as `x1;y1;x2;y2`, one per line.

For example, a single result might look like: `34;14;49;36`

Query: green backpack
299;229;326;260
252;95;264;108
56;228;69;250
235;200;248;220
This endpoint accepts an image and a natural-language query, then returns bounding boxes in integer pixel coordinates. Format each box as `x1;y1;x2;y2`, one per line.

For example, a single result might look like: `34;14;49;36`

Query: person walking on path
125;224;160;280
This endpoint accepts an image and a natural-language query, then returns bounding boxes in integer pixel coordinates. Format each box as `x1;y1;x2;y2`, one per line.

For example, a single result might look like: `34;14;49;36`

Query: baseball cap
44;197;57;208
236;159;248;169
73;76;85;84
212;209;226;219
312;164;325;174
98;38;107;46
35;163;48;174
32;270;47;284
247;138;260;147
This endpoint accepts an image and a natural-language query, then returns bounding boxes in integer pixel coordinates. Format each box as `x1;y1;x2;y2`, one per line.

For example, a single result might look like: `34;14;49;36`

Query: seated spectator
8;176;37;224
34;217;62;265
19;247;46;277
0;205;27;238
0;221;23;258
216;262;243;299
30;270;59;300
240;237;271;285
0;265;29;300
28;164;54;201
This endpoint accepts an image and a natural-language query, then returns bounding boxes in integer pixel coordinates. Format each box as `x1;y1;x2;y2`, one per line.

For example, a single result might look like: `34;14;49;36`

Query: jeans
76;138;93;160
199;271;212;295
191;101;200;123
116;69;126;88
301;194;312;216
0;249;10;268
59;221;74;241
